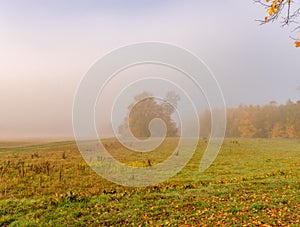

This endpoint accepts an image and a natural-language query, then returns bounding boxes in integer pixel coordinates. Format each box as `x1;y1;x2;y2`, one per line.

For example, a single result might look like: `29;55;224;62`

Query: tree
285;124;296;138
200;100;300;138
119;91;180;138
162;91;180;116
238;110;257;138
255;0;300;47
271;123;285;138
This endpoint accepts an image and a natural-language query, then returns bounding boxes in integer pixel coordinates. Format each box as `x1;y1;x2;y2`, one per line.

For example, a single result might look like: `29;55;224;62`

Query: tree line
119;91;300;139
200;100;300;138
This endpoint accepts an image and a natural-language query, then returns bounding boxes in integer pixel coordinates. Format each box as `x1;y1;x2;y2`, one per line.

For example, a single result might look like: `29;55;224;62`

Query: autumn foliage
256;0;300;47
200;100;300;138
118;91;180;138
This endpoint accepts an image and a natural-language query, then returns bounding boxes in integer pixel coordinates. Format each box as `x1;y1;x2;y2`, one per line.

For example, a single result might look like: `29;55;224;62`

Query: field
0;138;299;226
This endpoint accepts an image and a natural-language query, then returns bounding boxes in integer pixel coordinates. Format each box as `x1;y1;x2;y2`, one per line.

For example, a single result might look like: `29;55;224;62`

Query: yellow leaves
267;1;279;16
265;0;283;16
262;0;299;47
267;6;276;16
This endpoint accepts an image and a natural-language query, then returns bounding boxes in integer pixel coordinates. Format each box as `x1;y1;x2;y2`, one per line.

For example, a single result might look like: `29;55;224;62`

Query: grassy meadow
0;138;299;226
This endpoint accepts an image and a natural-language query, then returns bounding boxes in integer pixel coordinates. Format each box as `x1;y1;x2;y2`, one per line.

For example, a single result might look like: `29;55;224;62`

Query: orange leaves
265;0;291;17
261;0;300;48
266;0;282;16
267;4;278;16
263;0;281;24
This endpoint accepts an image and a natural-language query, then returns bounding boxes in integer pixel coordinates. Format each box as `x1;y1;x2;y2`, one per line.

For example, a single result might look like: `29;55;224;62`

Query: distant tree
162;91;180;116
255;0;300;47
269;100;278;106
238;110;257;138
262;103;279;137
225;107;243;137
271;123;285;138
199;109;211;137
119;91;180;138
285;124;296;138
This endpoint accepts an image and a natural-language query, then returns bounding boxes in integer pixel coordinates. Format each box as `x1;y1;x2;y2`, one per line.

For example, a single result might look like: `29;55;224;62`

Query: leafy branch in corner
255;0;300;47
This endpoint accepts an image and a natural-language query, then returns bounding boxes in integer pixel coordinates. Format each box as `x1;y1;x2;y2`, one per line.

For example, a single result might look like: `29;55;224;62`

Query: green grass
0;138;299;226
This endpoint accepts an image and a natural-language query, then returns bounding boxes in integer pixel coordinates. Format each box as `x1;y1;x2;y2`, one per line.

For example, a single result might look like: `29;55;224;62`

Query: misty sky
1;0;300;139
